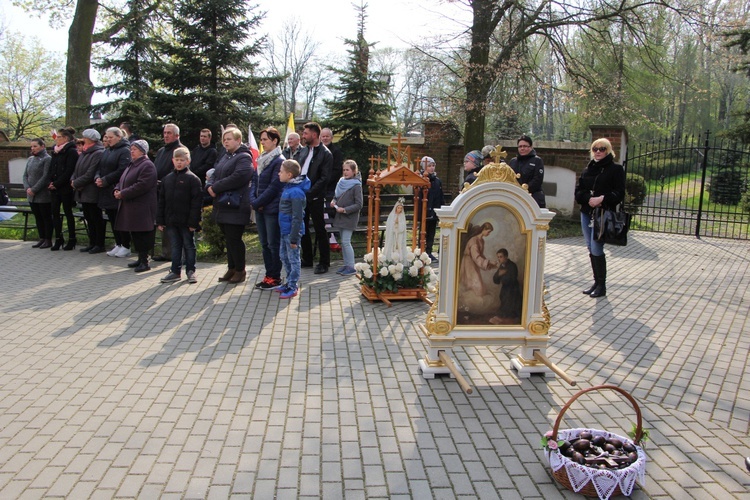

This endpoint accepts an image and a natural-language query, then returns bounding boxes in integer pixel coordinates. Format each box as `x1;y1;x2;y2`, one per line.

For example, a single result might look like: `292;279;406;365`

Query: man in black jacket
153;123;184;260
298;122;333;274
154;124;184;181
190;128;218;186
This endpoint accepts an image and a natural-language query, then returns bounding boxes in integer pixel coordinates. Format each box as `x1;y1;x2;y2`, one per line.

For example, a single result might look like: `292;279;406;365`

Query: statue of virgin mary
383;198;408;263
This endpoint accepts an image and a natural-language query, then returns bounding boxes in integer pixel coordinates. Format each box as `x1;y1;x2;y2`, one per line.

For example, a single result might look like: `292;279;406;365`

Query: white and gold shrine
418;150;562;388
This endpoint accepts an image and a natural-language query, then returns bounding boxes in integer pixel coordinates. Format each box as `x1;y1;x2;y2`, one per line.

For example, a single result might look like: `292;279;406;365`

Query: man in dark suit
298;122;333;274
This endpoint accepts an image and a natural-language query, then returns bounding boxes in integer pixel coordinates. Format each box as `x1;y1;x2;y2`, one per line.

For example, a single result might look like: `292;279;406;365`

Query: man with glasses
509;134;545;208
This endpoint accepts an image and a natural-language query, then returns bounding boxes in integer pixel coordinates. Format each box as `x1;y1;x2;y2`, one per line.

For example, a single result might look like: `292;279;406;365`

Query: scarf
257;146;282;174
335;175;361;199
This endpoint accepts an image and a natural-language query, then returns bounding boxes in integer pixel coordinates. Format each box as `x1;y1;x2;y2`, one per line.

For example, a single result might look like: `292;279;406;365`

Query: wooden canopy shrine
362;135;432;306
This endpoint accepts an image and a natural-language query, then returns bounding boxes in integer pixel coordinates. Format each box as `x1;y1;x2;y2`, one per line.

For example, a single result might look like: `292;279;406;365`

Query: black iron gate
624;131;750;240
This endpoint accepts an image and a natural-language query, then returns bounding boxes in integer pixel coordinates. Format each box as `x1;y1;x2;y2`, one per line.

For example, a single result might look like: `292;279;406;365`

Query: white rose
420;253;431;263
409;266;419;277
364;252;373;263
380;267;389;276
388;264;397;274
364;269;373;279
406;252;415;262
393;272;403;281
395;263;404;272
415;260;424;269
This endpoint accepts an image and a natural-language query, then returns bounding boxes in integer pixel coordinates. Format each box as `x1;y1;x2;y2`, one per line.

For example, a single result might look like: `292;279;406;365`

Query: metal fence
624;132;750;240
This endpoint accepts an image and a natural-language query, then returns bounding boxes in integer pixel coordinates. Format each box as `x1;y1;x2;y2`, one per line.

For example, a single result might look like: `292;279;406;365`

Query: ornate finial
490;146;508;163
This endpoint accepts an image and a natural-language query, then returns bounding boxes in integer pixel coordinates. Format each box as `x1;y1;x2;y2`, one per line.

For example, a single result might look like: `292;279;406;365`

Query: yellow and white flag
283;113;295;148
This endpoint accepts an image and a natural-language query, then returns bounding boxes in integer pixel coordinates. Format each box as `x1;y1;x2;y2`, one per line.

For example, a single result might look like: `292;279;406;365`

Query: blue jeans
256;211;282;280
339;229;355;268
279;234;300;289
580;212;604;256
167;226;196;274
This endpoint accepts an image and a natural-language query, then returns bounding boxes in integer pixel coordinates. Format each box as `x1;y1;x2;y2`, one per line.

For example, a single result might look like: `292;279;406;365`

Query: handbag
594;204;631;246
217;190;242;209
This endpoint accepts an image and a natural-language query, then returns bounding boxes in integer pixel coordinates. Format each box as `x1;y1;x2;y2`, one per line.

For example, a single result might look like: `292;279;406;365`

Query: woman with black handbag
574;138;626;298
207;127;256;284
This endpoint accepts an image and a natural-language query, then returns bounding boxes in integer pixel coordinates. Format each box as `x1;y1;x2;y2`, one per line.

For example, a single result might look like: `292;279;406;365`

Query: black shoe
134;262;151;273
152;255;168;262
51;239;64;251
38;240;52;249
314;264;329;274
88;246;105;254
63;239;76;251
590;285;606;298
582;283;597;295
32;239;44;248
301;260;314;268
127;260;142;268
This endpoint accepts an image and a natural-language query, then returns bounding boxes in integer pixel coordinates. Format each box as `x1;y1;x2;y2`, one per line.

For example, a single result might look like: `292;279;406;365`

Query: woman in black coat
97;127;131;257
48;127;79;250
574;138;626;298
115;140;158;273
207;128;256;284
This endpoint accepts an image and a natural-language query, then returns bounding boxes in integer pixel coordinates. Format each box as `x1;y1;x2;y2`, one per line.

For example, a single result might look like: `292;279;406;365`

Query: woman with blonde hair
574;138;626;298
207;127;256;284
330;159;363;276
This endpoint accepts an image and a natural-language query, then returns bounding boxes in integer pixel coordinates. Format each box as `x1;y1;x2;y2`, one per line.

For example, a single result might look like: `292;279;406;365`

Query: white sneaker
115;246;132;258
107;244;122;257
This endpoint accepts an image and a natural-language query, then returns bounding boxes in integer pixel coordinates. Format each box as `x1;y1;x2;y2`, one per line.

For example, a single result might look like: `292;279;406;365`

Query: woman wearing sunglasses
574;138;625;298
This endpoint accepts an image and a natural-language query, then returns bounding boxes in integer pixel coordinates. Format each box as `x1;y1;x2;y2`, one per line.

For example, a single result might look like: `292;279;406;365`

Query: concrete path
0;232;747;499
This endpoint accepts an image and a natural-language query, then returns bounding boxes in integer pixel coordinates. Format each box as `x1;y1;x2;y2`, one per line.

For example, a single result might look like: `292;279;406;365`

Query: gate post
695;130;711;239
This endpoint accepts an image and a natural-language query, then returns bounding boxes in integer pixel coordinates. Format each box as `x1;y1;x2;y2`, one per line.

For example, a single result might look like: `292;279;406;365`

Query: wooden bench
0;184;34;240
0;183;89;242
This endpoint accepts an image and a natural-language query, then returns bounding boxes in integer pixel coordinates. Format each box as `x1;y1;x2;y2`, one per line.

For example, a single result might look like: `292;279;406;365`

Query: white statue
383;198;408;263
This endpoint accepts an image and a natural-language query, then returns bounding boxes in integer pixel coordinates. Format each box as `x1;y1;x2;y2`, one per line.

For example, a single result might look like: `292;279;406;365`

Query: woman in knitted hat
463;150;483;185
114;140;158;273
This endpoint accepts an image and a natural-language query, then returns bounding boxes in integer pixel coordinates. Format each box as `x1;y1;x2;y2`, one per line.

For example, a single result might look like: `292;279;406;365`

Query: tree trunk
463;0;495;153
66;0;98;128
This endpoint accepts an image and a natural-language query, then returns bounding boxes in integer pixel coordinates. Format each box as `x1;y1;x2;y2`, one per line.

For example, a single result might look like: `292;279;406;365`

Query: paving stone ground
0;232;748;499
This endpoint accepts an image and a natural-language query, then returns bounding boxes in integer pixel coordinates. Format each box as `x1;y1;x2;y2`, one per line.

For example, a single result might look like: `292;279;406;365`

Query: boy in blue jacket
277;159;310;299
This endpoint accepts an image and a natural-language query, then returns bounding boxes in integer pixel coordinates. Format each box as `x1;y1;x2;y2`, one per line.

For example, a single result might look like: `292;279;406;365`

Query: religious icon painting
456;204;527;327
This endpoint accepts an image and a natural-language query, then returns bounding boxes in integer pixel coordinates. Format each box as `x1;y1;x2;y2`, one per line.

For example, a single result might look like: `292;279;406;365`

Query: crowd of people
19;121;448;300
21;122;623;301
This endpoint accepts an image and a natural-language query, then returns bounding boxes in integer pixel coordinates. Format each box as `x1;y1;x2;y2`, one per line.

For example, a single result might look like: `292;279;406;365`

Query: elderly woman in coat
207;127;256;284
114;140;158;273
96;127;131;257
23;138;53;248
71;129;105;253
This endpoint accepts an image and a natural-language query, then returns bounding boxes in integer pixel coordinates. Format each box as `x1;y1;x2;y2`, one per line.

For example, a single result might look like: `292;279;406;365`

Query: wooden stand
361;135;432;306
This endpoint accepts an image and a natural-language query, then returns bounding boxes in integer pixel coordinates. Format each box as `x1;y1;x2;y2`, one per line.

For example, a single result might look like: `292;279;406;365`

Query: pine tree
94;0;163;139
326;1;393;168
149;0;276;145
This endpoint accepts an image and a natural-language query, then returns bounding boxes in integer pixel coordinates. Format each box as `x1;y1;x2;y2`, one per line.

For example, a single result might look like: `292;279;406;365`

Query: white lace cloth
545;428;646;499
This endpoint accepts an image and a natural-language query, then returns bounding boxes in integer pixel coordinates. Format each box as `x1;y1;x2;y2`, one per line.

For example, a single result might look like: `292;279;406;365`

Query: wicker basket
545;385;646;499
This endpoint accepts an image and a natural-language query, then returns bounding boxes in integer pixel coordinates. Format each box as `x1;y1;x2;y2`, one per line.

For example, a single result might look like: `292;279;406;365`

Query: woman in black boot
574;138;625;298
48;128;80;251
114;140;157;273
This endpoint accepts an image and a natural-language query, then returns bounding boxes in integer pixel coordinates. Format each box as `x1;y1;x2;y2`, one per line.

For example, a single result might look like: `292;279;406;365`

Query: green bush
200;206;225;256
741;190;750;214
625;173;647;211
708;166;744;205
